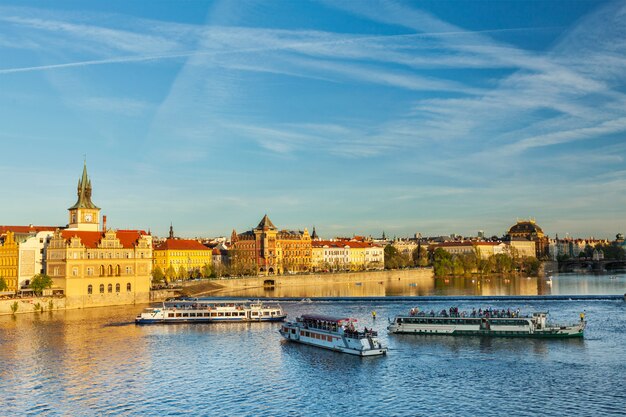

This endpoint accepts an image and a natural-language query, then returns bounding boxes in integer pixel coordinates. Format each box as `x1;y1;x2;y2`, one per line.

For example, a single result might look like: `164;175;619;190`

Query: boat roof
301;314;356;323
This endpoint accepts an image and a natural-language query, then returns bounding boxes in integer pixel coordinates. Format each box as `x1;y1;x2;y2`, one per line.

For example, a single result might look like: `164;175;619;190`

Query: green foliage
0;276;8;292
165;265;176;282
384;245;412;269
34;302;42;312
10;301;19;314
151;266;165;284
433;248;453;276
177;266;187;280
411;244;429;267
48;299;54;311
595;244;626;260
30;274;53;296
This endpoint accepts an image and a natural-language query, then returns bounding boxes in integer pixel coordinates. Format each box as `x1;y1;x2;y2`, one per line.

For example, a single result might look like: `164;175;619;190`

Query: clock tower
68;162;101;231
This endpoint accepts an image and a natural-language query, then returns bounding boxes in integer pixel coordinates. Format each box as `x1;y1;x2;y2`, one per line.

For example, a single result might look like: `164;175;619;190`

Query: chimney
103;215;107;232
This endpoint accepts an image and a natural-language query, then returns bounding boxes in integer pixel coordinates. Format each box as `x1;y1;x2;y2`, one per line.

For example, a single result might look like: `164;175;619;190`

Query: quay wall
183;268;434;295
0;297;67;315
150;288;183;302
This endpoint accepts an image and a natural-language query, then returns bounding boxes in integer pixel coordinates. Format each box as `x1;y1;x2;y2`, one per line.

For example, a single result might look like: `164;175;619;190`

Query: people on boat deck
409;306;526;319
580;311;585;322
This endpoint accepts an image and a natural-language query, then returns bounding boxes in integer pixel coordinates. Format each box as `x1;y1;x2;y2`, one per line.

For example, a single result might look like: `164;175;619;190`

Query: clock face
85;214;92;222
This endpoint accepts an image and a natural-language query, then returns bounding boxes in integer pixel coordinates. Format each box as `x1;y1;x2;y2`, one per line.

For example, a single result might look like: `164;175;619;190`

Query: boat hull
280;334;387;356
136;315;286;325
388;327;584;338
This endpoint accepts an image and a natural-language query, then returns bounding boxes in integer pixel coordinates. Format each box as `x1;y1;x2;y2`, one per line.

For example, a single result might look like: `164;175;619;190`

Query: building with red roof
45;163;152;307
153;224;212;280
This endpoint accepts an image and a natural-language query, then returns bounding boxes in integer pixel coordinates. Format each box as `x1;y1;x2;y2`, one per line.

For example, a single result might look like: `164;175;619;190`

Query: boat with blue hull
388;308;585;338
135;299;286;324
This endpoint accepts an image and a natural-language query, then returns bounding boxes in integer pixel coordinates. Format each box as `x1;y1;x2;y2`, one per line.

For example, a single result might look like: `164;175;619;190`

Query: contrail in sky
0;26;560;75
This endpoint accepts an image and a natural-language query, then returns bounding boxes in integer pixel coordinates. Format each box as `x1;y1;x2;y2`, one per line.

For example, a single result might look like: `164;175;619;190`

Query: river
0;274;624;416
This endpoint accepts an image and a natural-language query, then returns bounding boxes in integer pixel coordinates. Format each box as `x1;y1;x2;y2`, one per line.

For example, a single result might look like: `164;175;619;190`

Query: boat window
225;312;231;317
218;312;224;317
189;313;196;317
182;313;189;317
176;313;181;317
168;313;174;318
211;313;217;317
204;313;210;317
291;329;296;334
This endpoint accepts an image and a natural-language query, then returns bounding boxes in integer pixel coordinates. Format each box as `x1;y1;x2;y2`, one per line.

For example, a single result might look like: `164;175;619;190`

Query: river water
1;276;625;416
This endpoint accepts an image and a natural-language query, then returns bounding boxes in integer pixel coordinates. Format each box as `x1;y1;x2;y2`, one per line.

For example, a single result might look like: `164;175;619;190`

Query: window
87;285;93;294
99;284;104;293
87;267;93;276
108;284;112;293
72;267;79;276
126;283;131;292
99;265;105;276
115;283;120;293
126;266;133;275
108;265;113;276
115;265;121;276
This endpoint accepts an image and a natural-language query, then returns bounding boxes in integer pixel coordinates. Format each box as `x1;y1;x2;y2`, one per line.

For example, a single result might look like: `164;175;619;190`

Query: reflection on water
1;299;624;416
214;272;626;298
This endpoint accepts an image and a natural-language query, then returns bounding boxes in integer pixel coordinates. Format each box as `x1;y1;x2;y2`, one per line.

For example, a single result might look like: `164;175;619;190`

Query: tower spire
169;223;175;239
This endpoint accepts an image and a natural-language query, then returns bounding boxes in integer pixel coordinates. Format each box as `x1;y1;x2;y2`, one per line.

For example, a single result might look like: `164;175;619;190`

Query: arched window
107;284;112;293
99;284;104;293
99;265;105;276
115;265;121;276
115;283;120;293
107;265;113;276
126;283;132;292
87;285;93;294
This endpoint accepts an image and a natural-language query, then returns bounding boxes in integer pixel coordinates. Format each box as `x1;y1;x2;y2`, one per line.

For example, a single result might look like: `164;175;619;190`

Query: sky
1;0;626;239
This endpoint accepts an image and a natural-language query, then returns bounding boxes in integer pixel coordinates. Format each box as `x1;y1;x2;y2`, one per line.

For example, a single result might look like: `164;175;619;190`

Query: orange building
231;215;312;275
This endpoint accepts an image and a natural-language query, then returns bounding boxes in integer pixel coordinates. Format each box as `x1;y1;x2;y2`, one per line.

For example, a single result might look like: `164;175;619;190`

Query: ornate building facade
46;163;152;307
231;215;312;275
311;239;384;271
506;219;549;259
0;231;19;292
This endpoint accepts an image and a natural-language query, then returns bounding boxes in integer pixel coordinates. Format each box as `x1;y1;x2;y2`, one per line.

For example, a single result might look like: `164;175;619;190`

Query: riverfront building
153;225;212;279
46;163;152;307
506;219;549;259
311;239;384;272
0;231;19;292
231;215;312;275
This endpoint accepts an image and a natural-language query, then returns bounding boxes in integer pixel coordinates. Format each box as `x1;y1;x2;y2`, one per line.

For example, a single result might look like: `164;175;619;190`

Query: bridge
558;258;626;272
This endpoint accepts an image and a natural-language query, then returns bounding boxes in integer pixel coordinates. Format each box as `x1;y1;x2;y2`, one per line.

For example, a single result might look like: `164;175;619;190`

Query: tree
165;265;176;283
30;273;53;296
0;277;8;292
459;253;477;276
433;248;453;276
596;243;625;260
177;266;187;280
151;266;165;284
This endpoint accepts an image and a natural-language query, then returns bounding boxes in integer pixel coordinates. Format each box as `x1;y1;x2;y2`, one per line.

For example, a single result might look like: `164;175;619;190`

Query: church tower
67;162;101;231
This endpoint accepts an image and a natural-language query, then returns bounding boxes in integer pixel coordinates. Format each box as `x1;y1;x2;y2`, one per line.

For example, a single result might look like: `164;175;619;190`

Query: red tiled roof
0;225;59;234
154;238;211;251
60;230;147;249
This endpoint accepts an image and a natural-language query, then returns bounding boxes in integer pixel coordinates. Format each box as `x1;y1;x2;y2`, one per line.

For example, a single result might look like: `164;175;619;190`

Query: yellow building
231;215;312;275
153;225;212;279
0;231;19;292
46;163;152;307
506;219;548;258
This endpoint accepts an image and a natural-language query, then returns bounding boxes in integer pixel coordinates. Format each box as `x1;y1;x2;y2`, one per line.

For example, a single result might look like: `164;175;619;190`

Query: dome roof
507;220;544;237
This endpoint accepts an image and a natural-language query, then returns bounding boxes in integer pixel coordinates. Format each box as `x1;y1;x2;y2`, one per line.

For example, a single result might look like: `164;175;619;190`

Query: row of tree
432;248;540;277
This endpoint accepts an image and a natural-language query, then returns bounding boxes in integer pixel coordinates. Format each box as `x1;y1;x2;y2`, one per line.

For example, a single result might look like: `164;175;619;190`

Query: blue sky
1;0;626;239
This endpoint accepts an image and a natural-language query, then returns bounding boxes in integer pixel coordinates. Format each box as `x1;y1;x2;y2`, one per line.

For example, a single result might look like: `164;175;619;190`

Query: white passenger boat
279;314;387;356
135;299;286;324
388;307;585;338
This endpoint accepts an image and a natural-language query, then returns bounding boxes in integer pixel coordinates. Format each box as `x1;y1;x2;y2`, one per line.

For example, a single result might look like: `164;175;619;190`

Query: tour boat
279;314;387;356
135;299;286;324
387;307;585;338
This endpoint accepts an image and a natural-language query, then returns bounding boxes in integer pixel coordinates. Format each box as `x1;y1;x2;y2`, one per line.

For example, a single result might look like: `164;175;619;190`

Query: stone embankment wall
150;288;183;301
183;268;433;296
0;297;67;315
540;261;558;276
